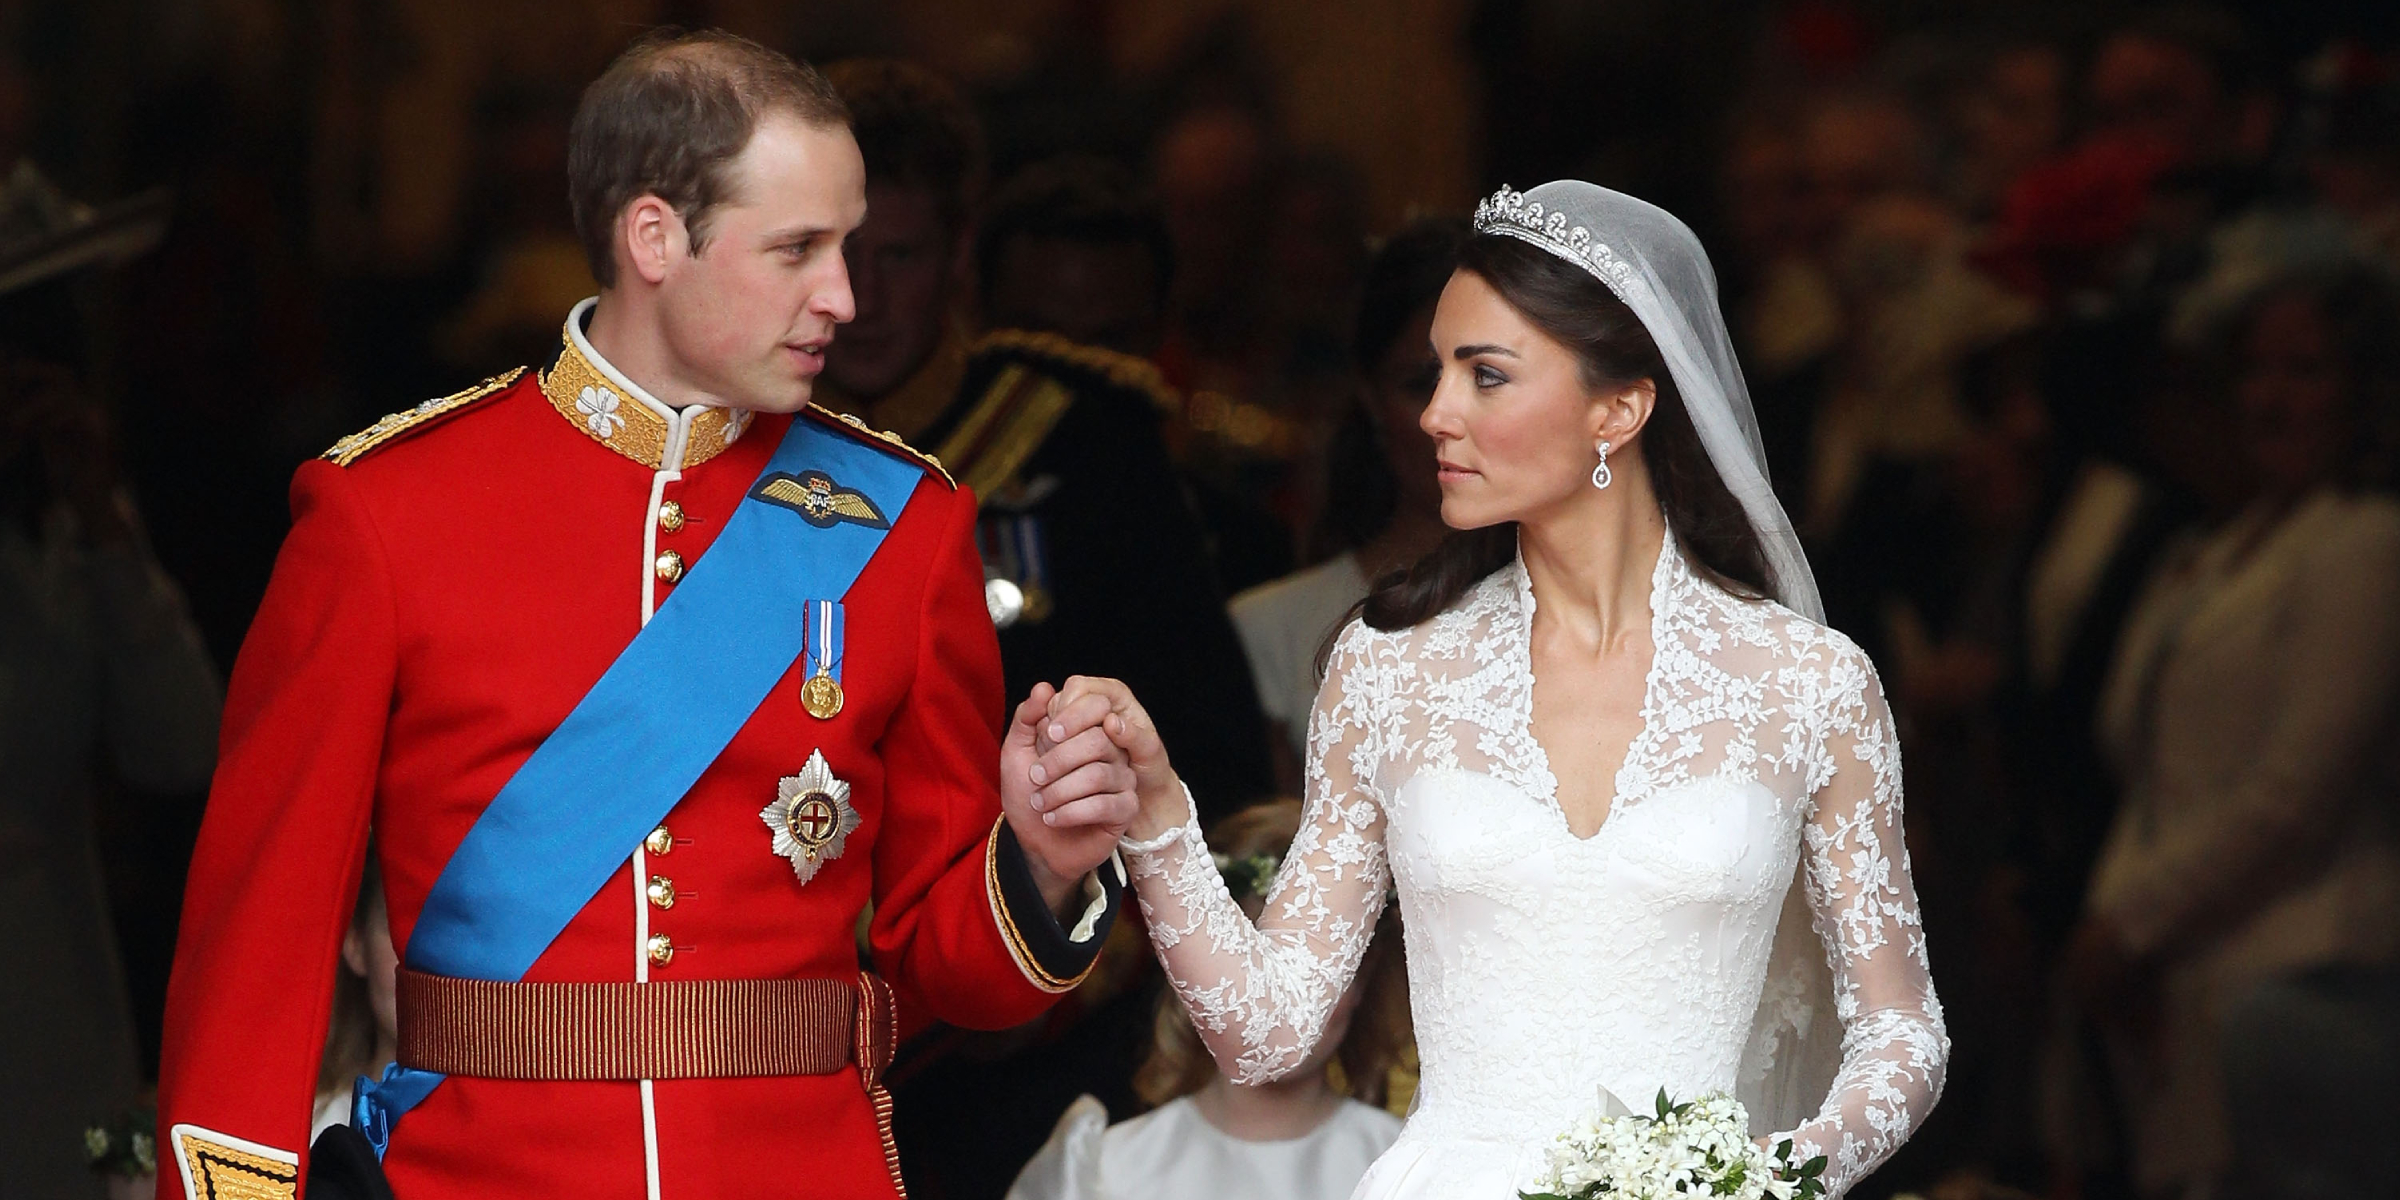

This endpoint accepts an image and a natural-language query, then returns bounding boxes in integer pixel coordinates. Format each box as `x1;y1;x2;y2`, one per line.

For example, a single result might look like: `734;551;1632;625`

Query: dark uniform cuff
986;819;1124;993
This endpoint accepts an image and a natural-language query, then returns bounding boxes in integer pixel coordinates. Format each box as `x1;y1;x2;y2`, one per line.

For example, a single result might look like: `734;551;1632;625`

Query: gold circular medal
800;672;844;720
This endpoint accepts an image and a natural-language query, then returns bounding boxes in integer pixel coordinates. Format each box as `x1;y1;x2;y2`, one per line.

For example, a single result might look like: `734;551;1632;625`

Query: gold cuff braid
984;817;1097;994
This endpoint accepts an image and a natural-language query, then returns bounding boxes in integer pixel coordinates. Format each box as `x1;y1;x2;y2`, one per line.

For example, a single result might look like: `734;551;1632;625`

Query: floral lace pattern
1125;541;1946;1198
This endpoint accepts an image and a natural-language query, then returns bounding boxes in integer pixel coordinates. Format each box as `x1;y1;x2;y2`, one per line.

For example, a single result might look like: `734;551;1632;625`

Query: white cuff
1117;782;1197;855
1066;853;1121;944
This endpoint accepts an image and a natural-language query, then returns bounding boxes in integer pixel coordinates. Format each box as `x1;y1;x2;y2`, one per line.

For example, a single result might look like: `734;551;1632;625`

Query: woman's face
2238;293;2349;494
1421;271;1605;530
1368;304;1445;516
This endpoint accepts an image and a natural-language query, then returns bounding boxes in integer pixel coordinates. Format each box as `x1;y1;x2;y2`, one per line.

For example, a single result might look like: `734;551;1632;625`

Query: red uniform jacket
157;310;1110;1200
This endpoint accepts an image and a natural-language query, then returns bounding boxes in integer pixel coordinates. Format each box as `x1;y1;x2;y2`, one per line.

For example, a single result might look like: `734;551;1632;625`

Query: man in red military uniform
155;31;1137;1200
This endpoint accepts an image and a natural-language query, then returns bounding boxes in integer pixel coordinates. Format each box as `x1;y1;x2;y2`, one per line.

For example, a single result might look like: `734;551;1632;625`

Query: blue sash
355;415;922;1152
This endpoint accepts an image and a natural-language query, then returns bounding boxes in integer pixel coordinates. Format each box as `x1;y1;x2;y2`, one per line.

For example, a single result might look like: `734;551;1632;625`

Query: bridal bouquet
1520;1090;1828;1200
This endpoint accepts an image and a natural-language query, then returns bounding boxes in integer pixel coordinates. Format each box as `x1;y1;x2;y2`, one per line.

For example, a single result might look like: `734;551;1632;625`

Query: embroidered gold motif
170;1124;298;1200
753;470;890;529
322;369;525;466
539;327;749;470
805;405;956;489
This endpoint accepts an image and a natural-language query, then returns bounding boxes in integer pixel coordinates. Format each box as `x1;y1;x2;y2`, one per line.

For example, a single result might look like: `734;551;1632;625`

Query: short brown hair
568;29;849;287
825;59;986;237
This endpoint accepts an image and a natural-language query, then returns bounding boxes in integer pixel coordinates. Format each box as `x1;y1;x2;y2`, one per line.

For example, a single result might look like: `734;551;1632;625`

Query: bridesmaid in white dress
1024;182;1948;1199
1006;801;1407;1200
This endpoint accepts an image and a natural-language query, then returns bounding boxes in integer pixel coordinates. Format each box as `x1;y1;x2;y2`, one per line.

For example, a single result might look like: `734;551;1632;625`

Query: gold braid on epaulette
805;404;957;490
323;368;526;466
971;329;1181;416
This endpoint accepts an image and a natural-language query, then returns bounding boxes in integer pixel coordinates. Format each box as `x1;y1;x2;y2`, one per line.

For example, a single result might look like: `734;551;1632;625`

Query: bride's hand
1038;675;1187;843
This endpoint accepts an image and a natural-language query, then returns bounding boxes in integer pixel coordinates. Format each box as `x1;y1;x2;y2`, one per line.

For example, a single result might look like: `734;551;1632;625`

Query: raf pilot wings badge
752;470;892;530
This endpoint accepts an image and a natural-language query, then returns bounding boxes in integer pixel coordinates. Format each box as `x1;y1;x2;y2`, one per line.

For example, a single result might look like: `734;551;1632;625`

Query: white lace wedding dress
1123;542;1947;1199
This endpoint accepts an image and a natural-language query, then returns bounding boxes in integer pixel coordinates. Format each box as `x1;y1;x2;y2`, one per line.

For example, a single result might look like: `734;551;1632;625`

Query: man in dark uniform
815;60;982;444
884;157;1271;1200
925;157;1273;821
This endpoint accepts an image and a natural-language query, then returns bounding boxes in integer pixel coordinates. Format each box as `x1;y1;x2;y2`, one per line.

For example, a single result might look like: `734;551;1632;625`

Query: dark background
11;2;2400;1198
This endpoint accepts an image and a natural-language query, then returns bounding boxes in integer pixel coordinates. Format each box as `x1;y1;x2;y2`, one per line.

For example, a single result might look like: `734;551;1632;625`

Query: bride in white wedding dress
1031;181;1946;1200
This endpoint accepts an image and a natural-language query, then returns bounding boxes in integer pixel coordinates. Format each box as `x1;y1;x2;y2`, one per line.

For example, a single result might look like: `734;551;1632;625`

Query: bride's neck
1190;1069;1343;1142
1519;469;1666;650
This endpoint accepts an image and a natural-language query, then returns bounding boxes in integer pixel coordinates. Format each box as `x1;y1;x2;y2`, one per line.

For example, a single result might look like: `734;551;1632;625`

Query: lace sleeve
1776;636;1949;1196
1121;622;1391;1083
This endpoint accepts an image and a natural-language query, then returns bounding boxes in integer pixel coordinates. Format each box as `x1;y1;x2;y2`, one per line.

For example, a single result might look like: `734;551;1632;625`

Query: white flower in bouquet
1520;1089;1828;1200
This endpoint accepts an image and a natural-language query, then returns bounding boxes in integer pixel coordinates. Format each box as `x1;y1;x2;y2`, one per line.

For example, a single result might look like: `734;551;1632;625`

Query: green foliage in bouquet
1520;1089;1829;1200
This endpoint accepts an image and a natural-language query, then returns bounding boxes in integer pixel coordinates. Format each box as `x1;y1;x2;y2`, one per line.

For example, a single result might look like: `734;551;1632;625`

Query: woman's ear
1589;378;1658;448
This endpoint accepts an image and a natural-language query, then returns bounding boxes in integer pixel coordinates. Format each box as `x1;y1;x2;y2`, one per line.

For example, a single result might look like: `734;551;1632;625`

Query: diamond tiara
1472;185;1641;294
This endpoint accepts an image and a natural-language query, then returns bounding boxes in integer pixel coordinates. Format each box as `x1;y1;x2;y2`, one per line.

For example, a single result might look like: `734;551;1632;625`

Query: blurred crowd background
8;0;2400;1198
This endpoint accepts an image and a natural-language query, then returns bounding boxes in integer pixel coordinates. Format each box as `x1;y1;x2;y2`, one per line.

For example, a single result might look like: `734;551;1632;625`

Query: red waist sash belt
395;969;904;1191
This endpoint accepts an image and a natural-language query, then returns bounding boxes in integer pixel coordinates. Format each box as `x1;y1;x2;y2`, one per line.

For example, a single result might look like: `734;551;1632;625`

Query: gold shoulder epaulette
972;329;1180;416
803;404;957;489
322;368;526;466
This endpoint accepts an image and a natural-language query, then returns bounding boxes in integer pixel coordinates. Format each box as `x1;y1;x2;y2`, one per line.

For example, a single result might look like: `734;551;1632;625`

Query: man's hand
1042;676;1185;844
1001;682;1137;914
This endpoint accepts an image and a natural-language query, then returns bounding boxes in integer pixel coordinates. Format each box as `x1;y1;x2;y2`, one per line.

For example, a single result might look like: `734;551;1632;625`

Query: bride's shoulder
1717;591;1880;683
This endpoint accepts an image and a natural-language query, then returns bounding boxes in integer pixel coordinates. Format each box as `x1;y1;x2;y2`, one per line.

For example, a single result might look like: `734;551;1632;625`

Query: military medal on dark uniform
761;750;860;885
799;599;845;719
977;514;1054;626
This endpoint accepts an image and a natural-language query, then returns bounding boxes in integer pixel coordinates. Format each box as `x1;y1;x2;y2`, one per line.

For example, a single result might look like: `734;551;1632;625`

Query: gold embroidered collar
539;299;753;470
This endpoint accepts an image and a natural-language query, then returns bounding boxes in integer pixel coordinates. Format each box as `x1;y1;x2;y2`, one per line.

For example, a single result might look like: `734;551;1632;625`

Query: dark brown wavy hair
1349;234;1771;638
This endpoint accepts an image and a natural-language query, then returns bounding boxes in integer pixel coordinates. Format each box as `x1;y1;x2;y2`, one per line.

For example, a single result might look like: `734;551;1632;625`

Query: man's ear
340;926;368;977
1591;377;1658;448
619;194;687;286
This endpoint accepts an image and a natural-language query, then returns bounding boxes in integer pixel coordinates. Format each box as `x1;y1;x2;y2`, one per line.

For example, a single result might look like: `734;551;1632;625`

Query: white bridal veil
1473;181;1845;1132
1472;181;1824;624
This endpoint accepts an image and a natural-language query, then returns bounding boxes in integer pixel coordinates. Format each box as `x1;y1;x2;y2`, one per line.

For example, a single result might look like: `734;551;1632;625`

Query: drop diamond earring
1592;440;1613;490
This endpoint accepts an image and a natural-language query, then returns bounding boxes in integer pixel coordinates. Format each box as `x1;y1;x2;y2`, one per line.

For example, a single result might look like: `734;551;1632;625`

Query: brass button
654;549;685;584
646;875;676;909
644;826;673;856
645;934;676;967
658;500;685;534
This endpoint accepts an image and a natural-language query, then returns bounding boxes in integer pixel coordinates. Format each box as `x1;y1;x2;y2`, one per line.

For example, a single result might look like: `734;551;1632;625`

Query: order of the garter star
761;750;861;884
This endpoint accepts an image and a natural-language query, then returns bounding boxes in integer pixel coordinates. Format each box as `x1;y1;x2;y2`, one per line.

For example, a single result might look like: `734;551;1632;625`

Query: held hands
998;676;1190;911
1038;676;1186;844
1001;681;1138;912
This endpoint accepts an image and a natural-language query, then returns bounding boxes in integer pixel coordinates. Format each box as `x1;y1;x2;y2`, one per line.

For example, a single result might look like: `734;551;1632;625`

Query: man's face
982;235;1163;356
822;182;958;399
654;114;865;413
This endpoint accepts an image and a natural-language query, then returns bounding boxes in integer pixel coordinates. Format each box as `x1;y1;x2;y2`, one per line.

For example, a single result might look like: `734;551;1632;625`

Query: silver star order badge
761;749;861;884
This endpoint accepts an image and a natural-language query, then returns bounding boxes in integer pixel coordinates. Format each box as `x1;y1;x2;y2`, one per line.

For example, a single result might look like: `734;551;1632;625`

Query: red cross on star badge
761;750;860;884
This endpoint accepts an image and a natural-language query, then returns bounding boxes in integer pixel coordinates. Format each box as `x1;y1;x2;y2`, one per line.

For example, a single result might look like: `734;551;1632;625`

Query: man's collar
538;297;752;471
